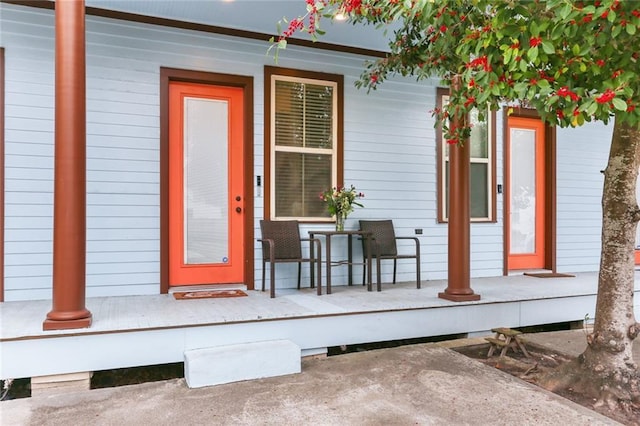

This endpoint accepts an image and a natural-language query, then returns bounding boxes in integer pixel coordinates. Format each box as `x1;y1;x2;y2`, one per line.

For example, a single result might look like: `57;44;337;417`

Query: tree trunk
540;118;640;409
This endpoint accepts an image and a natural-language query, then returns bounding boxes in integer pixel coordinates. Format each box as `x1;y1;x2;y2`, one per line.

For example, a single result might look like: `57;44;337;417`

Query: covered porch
3;271;638;385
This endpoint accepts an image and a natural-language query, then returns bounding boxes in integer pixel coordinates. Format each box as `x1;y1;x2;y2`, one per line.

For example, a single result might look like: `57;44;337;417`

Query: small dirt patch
454;343;640;426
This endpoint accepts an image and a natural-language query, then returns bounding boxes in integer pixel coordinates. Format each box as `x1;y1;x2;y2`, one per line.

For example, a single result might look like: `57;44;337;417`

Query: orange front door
168;82;244;286
506;117;546;270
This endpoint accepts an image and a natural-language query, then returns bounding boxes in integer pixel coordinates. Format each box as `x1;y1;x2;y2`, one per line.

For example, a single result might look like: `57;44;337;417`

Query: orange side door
506;117;546;270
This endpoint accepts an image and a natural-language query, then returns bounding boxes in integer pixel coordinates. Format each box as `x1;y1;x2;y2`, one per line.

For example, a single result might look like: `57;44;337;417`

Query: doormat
523;272;576;278
173;289;248;300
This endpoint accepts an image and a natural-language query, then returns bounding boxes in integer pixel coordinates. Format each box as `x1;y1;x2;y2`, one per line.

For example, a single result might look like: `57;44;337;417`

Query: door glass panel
510;128;536;254
184;97;228;264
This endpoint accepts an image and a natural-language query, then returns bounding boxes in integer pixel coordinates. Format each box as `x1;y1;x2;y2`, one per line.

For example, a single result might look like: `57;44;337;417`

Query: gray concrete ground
525;328;640;359
2;329;630;426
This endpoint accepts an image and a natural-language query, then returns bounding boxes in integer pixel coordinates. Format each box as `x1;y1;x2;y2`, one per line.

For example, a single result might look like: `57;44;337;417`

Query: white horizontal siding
87;193;158;205
5;253;51;266
6;116;53;133
87;135;158;150
86;239;159;252
555;122;610;273
4;241;51;254
5;228;52;242
86;228;158;240
1;6;55;301
86;181;159;195
86;158;158;173
86;204;159;217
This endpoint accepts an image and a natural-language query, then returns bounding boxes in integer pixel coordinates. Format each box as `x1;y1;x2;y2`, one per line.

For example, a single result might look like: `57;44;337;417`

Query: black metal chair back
258;220;321;298
359;220;421;288
260;220;303;260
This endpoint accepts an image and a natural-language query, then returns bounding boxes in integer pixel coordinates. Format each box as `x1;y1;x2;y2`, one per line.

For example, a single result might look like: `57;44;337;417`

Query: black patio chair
258;220;322;298
359;220;421;289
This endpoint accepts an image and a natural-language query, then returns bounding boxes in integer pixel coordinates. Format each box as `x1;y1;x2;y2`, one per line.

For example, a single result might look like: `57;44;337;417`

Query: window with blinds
437;88;496;222
269;73;339;220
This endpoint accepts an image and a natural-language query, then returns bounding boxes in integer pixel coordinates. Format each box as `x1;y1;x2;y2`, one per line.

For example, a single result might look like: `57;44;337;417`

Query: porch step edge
169;283;247;293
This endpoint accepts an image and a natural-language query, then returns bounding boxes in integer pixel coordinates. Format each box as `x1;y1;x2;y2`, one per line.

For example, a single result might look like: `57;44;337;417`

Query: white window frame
438;92;495;222
269;74;338;221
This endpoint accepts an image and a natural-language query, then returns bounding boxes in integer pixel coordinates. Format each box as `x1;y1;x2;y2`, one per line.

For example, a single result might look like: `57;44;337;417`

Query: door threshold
508;269;550;276
169;283;248;293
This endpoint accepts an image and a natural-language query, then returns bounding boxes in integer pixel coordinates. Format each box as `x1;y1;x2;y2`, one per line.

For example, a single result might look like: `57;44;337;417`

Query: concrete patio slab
1;343;619;426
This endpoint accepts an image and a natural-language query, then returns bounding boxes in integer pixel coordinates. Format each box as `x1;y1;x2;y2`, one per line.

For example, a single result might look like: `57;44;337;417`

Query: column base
438;291;481;302
43;315;92;331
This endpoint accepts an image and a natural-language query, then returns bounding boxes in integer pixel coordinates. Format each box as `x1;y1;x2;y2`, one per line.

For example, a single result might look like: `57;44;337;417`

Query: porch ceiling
83;0;395;52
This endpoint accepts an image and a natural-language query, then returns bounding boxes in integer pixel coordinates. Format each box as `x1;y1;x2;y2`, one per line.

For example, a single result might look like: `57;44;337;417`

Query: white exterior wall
555;122;611;272
1;4;609;301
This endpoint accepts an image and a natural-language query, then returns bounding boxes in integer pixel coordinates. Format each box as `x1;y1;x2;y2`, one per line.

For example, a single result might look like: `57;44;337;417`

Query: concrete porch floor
1;271;639;383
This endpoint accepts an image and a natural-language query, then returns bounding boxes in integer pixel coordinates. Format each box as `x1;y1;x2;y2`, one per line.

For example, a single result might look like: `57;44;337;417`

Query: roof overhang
4;0;393;55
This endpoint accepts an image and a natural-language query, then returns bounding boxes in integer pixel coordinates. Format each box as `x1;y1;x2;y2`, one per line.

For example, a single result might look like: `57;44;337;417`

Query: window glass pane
275;80;304;148
444;161;489;219
275;152;332;217
469;108;488;159
470;163;489;218
275;80;333;149
304;84;333;149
